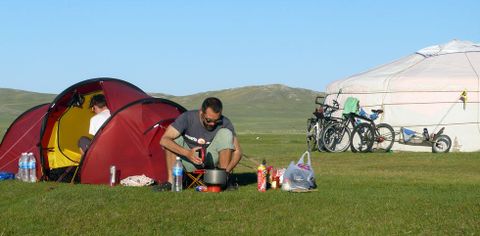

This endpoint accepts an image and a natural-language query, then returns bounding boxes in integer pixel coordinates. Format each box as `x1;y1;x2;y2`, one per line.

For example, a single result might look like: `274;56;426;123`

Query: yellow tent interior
47;92;103;169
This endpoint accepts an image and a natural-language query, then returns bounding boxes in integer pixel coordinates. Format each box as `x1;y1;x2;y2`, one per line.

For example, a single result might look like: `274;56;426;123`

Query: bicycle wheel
432;134;451;153
322;122;351;153
372;123;395;152
306;119;318;152
316;119;333;151
351;123;374;153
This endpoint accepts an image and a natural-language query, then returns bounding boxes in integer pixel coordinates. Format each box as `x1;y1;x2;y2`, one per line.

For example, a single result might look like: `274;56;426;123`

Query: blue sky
0;1;478;95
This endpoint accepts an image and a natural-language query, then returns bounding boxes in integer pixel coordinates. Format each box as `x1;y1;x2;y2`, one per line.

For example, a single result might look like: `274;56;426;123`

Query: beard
203;121;216;131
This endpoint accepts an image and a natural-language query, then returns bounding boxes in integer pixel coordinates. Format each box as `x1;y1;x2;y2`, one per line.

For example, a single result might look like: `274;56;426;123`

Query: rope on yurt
429;97;460;133
380;56;427;108
388;121;480;129
465;52;480;133
324;90;472;133
326;89;480;96
324;91;480;108
0;112;48;168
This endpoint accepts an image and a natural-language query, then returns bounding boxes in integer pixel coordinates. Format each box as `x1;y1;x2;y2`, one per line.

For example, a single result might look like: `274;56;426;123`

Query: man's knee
208;129;234;166
216;128;233;138
212;128;234;148
78;136;91;153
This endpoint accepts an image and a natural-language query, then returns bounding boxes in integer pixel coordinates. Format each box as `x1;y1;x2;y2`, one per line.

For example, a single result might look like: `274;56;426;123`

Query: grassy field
1;134;479;235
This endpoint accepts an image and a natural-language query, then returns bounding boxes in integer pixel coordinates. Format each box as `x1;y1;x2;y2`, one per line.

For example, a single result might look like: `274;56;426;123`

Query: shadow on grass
232;172;257;186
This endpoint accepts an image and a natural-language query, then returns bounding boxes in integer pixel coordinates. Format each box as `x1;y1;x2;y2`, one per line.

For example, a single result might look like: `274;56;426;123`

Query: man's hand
187;146;203;165
160;125;204;166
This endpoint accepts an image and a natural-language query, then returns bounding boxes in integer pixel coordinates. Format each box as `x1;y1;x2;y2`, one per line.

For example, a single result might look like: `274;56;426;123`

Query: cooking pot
203;169;227;186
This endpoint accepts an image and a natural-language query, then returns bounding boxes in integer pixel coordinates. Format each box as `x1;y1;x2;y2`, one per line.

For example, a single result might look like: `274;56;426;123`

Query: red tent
0;104;50;178
79;97;183;184
0;78;185;184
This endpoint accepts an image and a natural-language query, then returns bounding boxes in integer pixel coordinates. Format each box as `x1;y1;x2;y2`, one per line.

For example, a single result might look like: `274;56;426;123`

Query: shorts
175;128;234;172
78;136;92;153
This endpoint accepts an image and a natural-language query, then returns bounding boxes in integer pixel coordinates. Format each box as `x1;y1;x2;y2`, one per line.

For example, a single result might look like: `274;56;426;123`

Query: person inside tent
158;97;242;191
77;94;111;154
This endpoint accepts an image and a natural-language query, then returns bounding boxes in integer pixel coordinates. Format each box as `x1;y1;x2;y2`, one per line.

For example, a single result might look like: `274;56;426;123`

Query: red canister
257;163;267;192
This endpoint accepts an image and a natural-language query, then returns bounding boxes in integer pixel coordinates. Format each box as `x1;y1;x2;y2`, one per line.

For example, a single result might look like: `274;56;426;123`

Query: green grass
1;134;480;235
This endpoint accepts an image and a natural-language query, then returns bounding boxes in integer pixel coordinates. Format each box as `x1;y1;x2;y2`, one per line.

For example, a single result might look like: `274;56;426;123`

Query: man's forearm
226;149;242;172
160;138;189;157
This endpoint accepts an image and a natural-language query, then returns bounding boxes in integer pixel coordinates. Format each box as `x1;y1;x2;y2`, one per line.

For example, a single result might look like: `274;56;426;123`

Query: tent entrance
46;93;101;169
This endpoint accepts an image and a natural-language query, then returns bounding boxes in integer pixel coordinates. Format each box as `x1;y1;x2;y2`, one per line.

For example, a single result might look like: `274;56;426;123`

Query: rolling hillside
0;85;323;138
152;84;323;133
0;88;55;138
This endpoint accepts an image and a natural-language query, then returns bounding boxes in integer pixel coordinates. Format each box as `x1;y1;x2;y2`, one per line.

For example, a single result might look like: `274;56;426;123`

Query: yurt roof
326;40;480;94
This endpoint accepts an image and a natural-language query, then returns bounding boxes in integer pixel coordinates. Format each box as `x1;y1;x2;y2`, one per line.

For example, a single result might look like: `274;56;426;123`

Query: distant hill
0;85;323;138
151;84;323;134
0;88;55;138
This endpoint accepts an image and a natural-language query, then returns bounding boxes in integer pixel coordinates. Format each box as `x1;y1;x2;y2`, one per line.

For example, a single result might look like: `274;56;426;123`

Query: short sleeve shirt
171;110;235;149
89;109;111;135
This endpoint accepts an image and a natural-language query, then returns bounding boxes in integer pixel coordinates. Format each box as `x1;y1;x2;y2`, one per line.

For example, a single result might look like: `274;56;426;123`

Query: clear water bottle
16;153;24;181
172;156;183;192
27;152;37;183
17;152;28;182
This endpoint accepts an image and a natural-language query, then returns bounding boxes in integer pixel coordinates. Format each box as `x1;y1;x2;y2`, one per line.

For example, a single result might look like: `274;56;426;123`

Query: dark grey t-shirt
172;110;235;148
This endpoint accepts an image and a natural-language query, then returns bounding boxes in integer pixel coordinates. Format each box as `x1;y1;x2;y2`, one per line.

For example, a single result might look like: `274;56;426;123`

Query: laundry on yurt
0;78;186;184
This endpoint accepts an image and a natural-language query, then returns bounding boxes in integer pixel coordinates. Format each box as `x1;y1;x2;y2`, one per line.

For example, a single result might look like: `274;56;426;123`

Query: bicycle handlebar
315;96;325;105
315;96;339;108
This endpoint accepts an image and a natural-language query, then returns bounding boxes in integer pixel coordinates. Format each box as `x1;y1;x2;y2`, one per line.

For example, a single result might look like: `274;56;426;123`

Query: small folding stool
184;147;207;189
185;169;206;188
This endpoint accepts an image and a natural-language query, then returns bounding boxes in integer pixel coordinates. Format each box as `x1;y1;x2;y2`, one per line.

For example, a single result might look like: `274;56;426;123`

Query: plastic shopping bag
120;175;155;187
282;151;316;191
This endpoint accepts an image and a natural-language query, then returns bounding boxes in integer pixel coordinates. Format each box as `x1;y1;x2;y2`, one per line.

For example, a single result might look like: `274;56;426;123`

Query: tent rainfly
0;78;186;184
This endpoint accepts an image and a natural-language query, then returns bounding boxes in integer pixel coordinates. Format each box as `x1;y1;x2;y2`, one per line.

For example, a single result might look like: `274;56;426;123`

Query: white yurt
325;39;480;152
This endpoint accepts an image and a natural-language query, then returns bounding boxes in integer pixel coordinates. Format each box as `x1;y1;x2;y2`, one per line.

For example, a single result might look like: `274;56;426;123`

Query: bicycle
350;109;395;153
398;127;451;153
321;112;357;153
306;96;340;152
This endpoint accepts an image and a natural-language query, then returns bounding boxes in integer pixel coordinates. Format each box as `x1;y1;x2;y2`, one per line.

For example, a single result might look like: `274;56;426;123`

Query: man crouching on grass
158;97;242;191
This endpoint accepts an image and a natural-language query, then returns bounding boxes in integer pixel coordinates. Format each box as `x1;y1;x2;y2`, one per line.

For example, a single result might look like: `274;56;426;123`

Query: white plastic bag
120;175;155;187
282;151;316;191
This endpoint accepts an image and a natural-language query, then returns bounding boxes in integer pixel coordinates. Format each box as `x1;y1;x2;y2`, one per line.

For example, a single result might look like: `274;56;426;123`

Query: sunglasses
203;114;223;125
